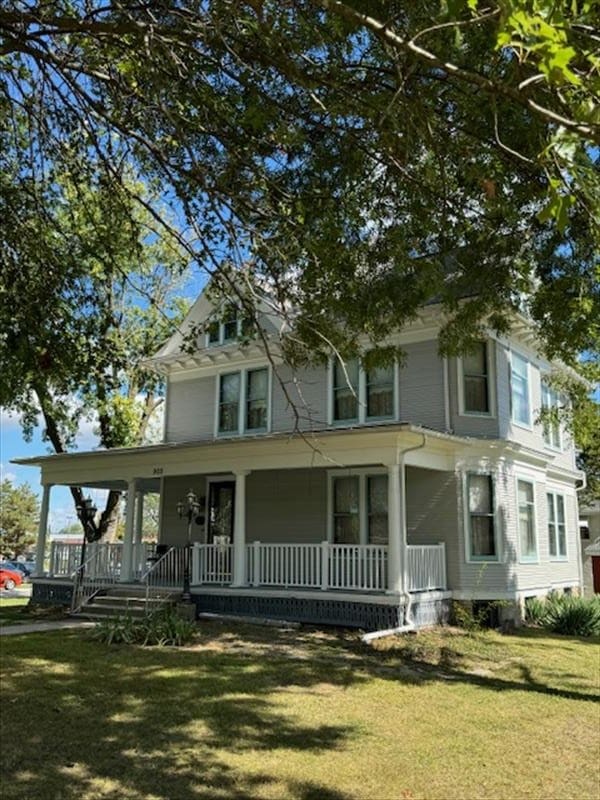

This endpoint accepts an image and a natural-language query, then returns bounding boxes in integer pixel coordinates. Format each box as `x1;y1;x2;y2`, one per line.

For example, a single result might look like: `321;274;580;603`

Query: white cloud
0;407;34;432
0;463;17;482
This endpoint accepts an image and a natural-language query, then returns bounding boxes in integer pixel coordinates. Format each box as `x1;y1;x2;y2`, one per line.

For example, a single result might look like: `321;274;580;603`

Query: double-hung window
541;383;562;449
547;492;567;559
517;479;537;561
331;472;388;544
333;359;359;423
467;474;496;560
217;367;269;435
510;352;531;426
332;356;395;424
207;307;253;346
461;342;490;414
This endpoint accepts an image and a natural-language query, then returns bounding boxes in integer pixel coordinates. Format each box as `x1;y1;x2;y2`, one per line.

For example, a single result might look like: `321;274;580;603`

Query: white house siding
496;344;576;472
447;343;500;439
453;462;580;600
398;340;446;430
270;365;328;432
165;375;216;443
406;467;461;589
246;468;328;543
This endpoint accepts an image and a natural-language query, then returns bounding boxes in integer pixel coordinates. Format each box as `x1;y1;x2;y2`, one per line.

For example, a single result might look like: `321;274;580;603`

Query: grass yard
0;596;66;626
1;622;598;800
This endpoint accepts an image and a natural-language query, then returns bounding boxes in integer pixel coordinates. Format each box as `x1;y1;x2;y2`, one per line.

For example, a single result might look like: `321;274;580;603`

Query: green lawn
1;623;598;800
0;596;66;626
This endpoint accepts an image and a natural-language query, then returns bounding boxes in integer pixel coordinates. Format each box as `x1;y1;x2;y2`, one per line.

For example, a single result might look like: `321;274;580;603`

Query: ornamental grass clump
92;606;197;647
525;593;600;638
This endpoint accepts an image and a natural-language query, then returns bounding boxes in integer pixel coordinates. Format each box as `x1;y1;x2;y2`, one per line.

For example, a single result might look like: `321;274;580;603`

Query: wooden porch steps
74;586;182;620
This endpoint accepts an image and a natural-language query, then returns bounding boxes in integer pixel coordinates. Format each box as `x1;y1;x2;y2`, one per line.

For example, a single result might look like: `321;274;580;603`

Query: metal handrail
142;546;178;613
70;545;119;613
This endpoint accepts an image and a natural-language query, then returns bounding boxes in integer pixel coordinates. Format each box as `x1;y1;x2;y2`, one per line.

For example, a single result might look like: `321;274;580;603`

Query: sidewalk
0;620;96;637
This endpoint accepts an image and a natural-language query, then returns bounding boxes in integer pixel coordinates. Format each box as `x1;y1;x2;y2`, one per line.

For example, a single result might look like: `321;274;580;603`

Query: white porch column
387;464;403;594
34;484;52;577
232;470;250;587
134;491;144;544
120;480;137;582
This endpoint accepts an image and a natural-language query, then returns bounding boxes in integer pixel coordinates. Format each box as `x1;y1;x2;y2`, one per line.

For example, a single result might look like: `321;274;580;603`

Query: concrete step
105;586;179;600
79;603;148;619
93;596;169;610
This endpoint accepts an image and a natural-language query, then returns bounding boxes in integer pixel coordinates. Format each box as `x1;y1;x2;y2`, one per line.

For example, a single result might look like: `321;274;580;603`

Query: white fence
407;544;447;591
49;540;446;593
50;541;154;579
193;543;233;584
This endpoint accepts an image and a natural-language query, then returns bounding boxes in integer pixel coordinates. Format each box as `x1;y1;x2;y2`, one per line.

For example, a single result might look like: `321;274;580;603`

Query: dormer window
206;307;253;347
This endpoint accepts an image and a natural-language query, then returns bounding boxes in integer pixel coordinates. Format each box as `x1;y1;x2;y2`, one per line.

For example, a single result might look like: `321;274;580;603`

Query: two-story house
18;285;585;630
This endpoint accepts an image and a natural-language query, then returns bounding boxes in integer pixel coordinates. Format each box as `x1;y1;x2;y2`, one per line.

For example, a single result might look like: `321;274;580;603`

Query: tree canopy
1;0;598;367
1;1;598;512
0;479;39;557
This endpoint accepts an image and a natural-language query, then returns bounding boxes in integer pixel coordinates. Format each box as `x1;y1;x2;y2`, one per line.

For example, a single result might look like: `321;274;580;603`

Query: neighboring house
15;287;586;629
579;501;600;595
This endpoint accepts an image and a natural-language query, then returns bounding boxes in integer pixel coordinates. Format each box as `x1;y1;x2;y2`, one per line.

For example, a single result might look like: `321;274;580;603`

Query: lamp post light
176;489;204;602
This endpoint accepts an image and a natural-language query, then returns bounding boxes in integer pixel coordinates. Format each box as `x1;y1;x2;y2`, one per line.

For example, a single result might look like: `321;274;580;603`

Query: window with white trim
331;473;388;545
510;352;531;426
467;474;496;560
461;342;490;414
517;479;537;561
207;307;253;346
542;383;562;449
331;357;395;424
547;491;567;559
217;367;269;435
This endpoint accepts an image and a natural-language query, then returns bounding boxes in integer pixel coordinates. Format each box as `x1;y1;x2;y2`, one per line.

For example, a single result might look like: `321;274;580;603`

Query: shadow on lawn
0;623;597;800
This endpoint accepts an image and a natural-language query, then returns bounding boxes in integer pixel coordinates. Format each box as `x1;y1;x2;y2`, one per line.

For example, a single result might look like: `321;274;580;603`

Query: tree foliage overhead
1;0;598;370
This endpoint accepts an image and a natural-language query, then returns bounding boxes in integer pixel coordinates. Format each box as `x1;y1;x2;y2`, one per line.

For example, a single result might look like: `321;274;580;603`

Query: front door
207;481;235;544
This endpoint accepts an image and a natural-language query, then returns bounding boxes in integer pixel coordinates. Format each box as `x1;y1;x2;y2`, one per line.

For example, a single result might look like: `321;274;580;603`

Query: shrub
544;595;600;638
92;606;197;647
524;597;548;625
525;593;600;638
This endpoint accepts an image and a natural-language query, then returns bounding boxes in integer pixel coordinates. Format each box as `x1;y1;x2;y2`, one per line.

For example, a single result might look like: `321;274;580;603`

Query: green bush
525;593;600;638
524;596;548;625
92;606;197;647
544;595;600;638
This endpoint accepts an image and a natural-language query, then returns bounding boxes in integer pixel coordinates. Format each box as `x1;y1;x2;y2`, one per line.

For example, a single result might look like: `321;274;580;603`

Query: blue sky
1;407;107;533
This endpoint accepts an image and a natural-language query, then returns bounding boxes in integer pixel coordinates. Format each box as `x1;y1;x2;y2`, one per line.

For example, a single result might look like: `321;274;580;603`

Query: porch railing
141;547;184;612
51;540;447;594
407;543;447;591
193;543;233;584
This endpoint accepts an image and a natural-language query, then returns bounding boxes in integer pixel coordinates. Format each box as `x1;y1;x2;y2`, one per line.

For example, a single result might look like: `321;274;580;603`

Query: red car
0;567;23;590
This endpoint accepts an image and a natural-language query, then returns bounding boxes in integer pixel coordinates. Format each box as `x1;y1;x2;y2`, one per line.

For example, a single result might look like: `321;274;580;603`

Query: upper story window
541;383;562;450
217;367;269;435
510;352;531;427
466;473;497;561
460;342;491;415
207;307;253;347
517;478;537;562
331;356;395;425
547;491;567;559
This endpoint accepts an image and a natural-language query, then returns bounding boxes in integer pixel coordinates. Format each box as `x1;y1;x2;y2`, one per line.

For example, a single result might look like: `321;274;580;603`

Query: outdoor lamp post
76;496;98;575
176;489;204;602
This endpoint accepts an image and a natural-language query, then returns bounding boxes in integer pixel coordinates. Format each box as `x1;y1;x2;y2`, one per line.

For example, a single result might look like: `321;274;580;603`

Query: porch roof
12;422;581;490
